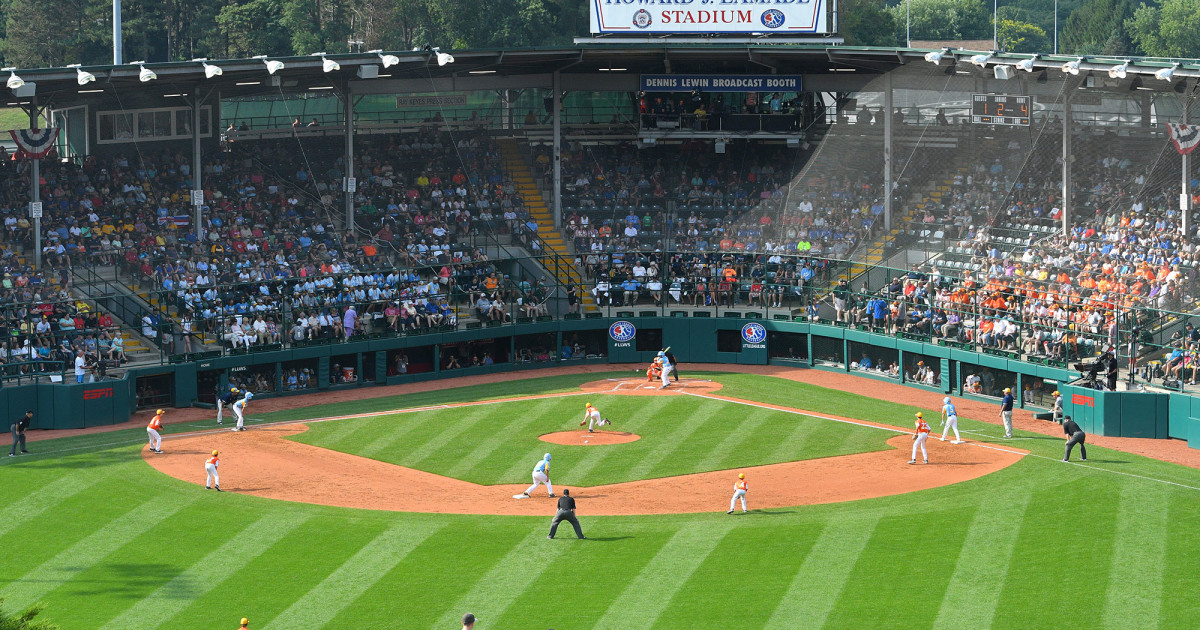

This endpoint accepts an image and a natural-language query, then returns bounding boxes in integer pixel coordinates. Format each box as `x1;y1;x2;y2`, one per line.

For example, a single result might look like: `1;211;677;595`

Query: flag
8;128;58;158
1167;123;1200;155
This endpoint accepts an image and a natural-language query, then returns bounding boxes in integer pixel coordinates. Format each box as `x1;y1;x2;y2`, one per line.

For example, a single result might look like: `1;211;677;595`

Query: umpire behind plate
547;489;587;540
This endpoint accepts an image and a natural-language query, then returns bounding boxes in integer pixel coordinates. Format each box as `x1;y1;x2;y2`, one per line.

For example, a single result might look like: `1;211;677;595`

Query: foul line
685;391;1200;493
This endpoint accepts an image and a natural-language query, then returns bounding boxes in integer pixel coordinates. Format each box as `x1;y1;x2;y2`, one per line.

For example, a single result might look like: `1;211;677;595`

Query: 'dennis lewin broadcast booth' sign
590;0;831;35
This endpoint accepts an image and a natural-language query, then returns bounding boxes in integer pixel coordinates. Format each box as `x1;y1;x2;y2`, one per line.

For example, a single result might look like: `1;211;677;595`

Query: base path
142;389;1027;516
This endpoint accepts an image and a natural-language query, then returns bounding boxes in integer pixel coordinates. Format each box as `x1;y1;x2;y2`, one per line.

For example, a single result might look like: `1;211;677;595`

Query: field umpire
10;410;31;456
547;489;586;540
1062;416;1087;462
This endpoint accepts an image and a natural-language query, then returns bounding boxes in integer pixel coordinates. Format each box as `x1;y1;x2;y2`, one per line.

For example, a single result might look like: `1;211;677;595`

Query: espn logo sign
83;387;114;400
1071;393;1094;407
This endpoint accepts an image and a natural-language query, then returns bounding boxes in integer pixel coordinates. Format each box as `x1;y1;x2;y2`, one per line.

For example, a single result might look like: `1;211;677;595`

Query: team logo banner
1167;123;1200;156
609;320;636;348
591;0;828;34
9;127;58;158
741;322;767;348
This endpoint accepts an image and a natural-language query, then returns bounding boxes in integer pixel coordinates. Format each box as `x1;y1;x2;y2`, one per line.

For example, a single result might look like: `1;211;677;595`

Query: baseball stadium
3;0;1200;627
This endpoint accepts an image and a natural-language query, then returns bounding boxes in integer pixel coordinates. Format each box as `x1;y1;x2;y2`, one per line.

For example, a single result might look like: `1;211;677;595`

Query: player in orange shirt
909;412;931;464
236;617;249;629
205;450;222;491
147;409;164;453
646;357;662;382
727;472;748;514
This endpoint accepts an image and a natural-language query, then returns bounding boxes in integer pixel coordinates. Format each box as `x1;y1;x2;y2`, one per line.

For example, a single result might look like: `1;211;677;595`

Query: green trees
888;0;992;43
997;18;1049;53
840;0;899;46
1061;0;1136;55
0;600;57;630
1127;0;1200;58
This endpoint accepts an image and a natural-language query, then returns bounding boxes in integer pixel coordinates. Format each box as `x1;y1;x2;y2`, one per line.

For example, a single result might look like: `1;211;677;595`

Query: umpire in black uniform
547;489;586;540
664;350;679;382
10;410;32;456
1063;415;1087;462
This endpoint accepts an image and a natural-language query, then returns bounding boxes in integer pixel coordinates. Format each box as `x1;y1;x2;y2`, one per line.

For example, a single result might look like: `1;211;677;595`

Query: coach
547;489;586;540
1062;416;1087;462
999;387;1015;439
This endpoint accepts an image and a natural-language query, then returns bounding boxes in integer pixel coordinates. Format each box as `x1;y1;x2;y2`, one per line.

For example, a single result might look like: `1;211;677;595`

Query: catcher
646;357;663;382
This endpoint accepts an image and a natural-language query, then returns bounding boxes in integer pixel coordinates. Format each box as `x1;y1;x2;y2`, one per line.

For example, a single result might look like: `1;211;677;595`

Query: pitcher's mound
539;430;641;445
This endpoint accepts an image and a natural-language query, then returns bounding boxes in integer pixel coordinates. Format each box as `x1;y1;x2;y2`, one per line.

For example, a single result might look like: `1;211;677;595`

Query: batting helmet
738;473;745;479
212;450;219;456
943;397;951;404
544;453;552;461
245;392;254;400
585;402;592;408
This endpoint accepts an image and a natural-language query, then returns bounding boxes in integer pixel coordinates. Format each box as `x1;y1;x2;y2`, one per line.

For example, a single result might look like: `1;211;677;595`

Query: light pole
906;0;910;48
1053;0;1058;54
993;0;998;51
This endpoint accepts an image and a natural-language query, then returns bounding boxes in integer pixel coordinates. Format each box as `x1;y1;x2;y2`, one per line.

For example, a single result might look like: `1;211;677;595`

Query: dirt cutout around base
540;430;641;446
143;382;1027;515
577;376;723;396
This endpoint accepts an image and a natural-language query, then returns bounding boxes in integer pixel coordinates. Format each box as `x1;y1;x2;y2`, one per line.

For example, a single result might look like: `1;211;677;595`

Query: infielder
217;387;239;425
205;449;222;491
517;452;554;498
727;472;748;514
940;397;962;443
578;402;609;432
147;409;164;453
909;412;930;464
657;350;674;389
230;391;253;431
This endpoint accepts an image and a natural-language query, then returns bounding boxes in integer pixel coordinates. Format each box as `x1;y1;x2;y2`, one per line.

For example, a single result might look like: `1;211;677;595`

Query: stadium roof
5;44;1200;110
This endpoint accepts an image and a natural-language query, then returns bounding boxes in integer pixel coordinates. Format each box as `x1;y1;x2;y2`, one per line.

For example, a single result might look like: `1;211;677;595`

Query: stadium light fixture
193;58;223;79
134;62;157;83
970;53;993;68
1016;56;1037;73
924;48;951;64
68;64;96;85
1062;57;1083;75
370;50;399;68
1107;60;1130;79
253;55;285;75
3;68;23;90
436;51;455;66
1155;63;1179;81
312;52;340;73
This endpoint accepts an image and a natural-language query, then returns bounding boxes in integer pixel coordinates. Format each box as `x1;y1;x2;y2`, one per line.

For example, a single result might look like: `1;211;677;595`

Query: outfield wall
32;316;1200;449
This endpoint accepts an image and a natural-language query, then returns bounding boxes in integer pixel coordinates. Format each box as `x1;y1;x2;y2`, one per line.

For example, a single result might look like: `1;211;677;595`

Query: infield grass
0;370;1198;629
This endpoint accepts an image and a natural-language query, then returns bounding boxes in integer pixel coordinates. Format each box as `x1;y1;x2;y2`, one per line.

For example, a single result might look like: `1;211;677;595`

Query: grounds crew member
547;488;586;539
9;410;31;456
1063;416;1087;462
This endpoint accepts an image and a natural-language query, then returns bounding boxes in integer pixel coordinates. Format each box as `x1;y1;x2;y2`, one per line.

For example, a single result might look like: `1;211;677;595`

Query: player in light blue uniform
657;351;673;389
231;391;254;432
940;396;962;443
517;453;554;498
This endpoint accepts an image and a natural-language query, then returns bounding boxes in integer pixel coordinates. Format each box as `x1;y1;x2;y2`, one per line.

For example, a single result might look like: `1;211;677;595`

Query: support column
29;101;41;270
344;84;355;233
883;71;893;232
192;88;204;243
1061;99;1072;238
1183;98;1192;237
552;72;562;231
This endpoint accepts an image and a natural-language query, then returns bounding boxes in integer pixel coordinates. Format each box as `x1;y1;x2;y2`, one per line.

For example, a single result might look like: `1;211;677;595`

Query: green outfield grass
1;370;1198;629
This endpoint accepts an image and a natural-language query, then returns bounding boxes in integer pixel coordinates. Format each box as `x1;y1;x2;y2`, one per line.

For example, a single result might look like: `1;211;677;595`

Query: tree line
0;0;1195;69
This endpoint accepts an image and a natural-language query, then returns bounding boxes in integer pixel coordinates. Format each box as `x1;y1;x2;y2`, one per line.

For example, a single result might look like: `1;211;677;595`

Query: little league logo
609;320;637;342
741;322;767;344
632;9;653;29
760;9;786;28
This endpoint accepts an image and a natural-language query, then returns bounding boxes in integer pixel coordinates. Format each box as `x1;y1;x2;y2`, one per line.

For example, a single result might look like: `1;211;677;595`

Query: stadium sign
640;74;802;92
591;0;829;35
741;322;767;349
609;320;636;347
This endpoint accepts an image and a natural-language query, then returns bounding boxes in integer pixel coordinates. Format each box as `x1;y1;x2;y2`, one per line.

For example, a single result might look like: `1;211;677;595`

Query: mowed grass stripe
764;513;881;628
693;408;773;471
445;398;565;478
99;513;308;630
262;521;442;630
408;408;503;469
1160;491;1200;626
0;495;197;612
1102;481;1169;629
932;489;1033;629
594;521;736;630
432;530;571;628
354;413;429;459
765;412;823;462
558;397;676;482
657;521;824;628
625;402;725;480
0;472;108;539
823;508;974;628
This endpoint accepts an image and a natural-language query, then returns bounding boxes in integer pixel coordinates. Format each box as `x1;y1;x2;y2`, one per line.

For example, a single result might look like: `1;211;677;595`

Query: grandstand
0;44;1195;442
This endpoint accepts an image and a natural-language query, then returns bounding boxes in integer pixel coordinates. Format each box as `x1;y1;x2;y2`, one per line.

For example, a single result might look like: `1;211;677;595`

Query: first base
513;494;528;500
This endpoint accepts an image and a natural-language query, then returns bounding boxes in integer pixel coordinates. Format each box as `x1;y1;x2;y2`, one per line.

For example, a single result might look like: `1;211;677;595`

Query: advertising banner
591;0;828;35
640;74;802;92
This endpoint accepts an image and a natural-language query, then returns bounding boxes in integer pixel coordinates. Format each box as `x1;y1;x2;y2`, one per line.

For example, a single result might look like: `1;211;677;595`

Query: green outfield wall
21;316;1200;449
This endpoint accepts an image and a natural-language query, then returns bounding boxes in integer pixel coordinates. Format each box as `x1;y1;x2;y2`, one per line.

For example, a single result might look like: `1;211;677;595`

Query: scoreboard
971;94;1032;126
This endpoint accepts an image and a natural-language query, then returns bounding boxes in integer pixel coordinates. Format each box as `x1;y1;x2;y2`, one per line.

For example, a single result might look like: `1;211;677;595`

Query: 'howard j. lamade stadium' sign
590;0;830;34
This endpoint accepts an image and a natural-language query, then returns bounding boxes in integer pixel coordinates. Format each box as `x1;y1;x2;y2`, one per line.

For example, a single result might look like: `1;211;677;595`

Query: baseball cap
462;613;477;625
915;412;923;418
1004;388;1011;393
738;473;745;479
241;619;249;626
212;450;219;456
156;409;164;414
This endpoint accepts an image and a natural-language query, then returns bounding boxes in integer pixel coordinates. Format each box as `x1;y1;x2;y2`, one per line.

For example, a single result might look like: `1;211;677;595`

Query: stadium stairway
496;139;597;312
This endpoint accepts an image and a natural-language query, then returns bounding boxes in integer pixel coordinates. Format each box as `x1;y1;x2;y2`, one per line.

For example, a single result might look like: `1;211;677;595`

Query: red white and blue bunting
8;127;58;158
1167;123;1200;156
